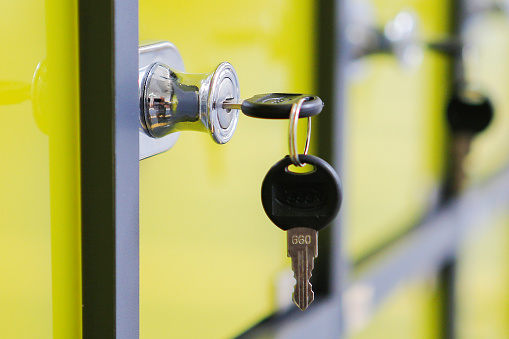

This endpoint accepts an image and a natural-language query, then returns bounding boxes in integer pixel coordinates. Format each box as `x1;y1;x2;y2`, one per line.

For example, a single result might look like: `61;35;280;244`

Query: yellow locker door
0;0;81;337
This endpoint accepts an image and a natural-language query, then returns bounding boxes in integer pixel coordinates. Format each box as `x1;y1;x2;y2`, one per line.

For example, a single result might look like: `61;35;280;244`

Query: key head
241;93;324;119
261;155;342;231
446;91;494;134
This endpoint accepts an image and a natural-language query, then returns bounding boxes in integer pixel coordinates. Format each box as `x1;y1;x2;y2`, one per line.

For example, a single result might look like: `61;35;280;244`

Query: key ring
289;98;312;167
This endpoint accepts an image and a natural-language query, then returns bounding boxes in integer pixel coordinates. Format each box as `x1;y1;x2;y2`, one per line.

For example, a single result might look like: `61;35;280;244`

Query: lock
138;41;240;159
348;4;478;67
347;2;424;67
139;48;239;142
137;41;324;159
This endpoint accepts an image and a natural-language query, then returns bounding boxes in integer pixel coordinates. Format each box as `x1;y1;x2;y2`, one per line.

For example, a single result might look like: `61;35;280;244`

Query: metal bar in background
344;165;509;334
79;0;139;337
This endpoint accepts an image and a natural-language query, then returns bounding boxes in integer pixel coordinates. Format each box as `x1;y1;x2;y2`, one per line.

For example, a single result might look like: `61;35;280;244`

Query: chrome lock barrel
139;61;240;144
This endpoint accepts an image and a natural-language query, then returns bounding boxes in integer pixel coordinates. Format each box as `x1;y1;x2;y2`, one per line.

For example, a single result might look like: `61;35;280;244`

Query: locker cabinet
2;0;509;338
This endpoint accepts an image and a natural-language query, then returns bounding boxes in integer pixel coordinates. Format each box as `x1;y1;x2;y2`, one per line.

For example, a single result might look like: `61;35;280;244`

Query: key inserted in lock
138;41;324;160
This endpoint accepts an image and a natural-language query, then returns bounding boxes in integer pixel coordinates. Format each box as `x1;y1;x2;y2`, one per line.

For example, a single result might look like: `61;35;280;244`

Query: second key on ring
222;93;324;119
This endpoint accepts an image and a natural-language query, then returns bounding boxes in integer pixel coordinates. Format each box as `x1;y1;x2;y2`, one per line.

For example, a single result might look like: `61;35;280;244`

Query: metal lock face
138;41;240;160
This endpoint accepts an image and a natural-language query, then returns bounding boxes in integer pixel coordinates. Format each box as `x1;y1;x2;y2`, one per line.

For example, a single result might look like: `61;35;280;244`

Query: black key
261;154;342;231
446;91;493;134
444;90;494;197
222;93;324;119
261;154;342;310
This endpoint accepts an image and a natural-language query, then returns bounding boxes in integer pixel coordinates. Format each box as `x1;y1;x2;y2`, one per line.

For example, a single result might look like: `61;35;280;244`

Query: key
222;93;323;119
444;90;493;198
446;90;493;135
261;154;342;310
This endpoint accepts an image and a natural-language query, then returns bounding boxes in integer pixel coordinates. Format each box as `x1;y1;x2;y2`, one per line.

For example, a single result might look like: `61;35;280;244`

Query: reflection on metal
139;62;240;142
346;2;424;67
139;42;183;159
138;41;240;160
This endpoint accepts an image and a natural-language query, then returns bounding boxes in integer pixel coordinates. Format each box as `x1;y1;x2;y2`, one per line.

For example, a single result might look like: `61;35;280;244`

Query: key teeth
291;268;314;311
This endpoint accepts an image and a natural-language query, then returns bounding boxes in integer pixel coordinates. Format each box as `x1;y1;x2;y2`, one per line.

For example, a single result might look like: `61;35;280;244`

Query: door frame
79;0;140;336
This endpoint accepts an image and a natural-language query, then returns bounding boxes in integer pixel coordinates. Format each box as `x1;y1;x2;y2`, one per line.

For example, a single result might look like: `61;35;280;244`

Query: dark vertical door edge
438;0;463;338
79;0;139;337
315;0;348;316
312;0;337;297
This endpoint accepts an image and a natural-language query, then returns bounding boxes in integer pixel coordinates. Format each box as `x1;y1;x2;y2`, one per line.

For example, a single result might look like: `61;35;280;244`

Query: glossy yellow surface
349;279;440;339
347;0;451;260
0;0;81;337
139;1;315;338
462;12;509;181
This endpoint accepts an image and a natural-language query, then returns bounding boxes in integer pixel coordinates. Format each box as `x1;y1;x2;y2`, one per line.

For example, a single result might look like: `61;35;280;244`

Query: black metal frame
79;0;139;337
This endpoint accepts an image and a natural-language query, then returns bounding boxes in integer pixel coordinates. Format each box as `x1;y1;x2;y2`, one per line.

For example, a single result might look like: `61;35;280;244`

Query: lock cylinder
139;61;240;144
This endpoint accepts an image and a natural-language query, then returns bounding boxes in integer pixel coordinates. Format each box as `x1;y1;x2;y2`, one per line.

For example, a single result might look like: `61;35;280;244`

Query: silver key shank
287;227;318;311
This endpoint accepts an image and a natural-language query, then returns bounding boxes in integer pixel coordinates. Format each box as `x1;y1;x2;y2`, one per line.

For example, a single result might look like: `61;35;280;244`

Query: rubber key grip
446;93;493;134
241;93;324;119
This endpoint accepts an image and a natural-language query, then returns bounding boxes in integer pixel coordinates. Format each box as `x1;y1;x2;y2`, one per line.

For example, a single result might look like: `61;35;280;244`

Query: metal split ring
289;98;312;167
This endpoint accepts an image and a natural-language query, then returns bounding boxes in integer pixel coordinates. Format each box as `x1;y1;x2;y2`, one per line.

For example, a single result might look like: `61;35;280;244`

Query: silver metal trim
115;0;140;336
288;98;311;167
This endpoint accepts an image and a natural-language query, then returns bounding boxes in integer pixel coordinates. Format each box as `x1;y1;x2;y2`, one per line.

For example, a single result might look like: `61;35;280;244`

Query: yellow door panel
0;0;81;337
463;12;509;181
139;0;316;338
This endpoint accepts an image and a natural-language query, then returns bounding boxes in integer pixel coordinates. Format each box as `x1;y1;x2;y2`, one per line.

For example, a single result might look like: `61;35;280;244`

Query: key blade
222;99;242;110
287;227;318;311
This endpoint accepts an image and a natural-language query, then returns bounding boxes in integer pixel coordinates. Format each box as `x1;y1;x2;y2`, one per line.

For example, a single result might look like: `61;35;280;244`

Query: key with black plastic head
444;90;494;197
222;93;323;119
261;155;342;310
